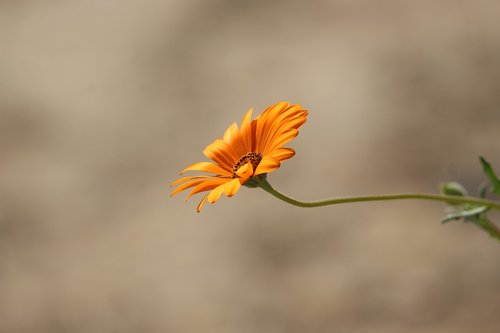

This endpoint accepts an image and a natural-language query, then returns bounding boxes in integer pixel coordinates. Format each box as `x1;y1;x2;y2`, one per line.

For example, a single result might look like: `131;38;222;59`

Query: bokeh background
1;1;500;332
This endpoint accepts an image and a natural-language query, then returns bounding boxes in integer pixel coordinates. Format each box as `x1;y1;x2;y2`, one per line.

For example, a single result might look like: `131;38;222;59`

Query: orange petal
239;108;253;152
249;119;258;151
171;175;214;187
258;103;306;154
262;111;306;153
181;162;231;176
271;148;295;162
281;116;307;131
171;178;212;196
222;123;246;157
284;104;303;113
223;122;238;141
207;183;226;203
203;139;237;171
207;176;246;204
254;155;280;176
256;102;289;152
196;194;210;213
235;162;254;181
276;111;308;133
258;102;288;133
224;178;241;197
185;178;230;201
265;129;298;154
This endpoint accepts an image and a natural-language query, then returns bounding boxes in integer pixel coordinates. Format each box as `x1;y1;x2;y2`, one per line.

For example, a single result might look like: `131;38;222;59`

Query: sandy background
1;1;500;332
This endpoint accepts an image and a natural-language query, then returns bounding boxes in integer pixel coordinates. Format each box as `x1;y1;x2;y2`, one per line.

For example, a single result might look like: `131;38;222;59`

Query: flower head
171;101;308;212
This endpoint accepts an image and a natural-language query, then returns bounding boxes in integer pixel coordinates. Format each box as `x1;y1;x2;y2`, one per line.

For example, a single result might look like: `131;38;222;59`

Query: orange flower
171;102;308;212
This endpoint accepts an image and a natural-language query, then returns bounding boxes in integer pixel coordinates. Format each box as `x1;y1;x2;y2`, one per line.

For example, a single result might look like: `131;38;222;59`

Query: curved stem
257;178;500;210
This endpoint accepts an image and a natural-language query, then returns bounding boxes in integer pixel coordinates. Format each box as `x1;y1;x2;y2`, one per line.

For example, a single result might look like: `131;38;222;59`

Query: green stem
257;178;500;210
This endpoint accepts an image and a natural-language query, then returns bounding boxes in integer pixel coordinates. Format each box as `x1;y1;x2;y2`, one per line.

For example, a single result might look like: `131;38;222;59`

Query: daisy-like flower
171;101;308;212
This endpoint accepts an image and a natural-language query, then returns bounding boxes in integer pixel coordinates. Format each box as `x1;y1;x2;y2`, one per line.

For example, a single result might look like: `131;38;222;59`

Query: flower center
232;152;262;178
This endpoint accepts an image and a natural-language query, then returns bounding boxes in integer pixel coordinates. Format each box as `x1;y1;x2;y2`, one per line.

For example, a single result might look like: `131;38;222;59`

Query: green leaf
441;205;489;223
474;216;500;241
440;181;468;197
480;156;500;196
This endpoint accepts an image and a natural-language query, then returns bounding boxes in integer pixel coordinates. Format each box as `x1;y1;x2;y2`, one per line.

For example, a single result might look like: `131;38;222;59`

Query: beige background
1;1;500;332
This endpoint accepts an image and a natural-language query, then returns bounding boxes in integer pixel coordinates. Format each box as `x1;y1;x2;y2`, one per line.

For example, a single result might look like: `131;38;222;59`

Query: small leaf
441;205;489;224
440;182;468;197
473;216;500;241
480;156;500;196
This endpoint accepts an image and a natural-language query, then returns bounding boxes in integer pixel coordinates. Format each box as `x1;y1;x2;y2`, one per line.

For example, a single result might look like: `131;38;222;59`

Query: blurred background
1;0;500;332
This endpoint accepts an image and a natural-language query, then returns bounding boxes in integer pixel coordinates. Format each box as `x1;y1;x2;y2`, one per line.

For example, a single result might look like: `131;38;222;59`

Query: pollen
232;152;263;177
